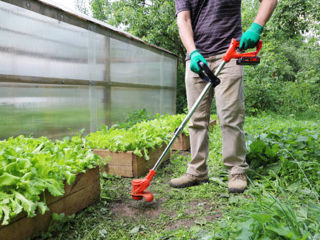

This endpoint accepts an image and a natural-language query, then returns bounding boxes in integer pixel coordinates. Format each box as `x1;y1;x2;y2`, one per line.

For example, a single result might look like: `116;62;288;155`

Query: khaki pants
185;53;248;176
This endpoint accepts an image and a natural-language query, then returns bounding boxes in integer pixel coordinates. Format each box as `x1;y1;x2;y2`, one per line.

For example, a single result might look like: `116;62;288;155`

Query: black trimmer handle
197;61;221;87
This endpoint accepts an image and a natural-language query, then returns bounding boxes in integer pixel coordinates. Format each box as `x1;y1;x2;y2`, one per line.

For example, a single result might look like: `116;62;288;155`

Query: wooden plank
107;165;134;178
172;134;190;151
49;179;100;216
0;167;100;240
209;119;217;128
45;167;100;205
133;145;170;177
93;149;134;177
93;145;170;177
93;149;133;166
0;212;52;240
1;167;99;227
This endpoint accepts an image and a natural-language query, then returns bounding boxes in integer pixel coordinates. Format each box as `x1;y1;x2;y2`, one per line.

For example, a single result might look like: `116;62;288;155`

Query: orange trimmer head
131;169;156;202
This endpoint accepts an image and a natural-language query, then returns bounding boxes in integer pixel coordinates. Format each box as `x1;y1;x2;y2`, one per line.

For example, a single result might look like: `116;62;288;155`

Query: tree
269;0;320;38
74;0;89;15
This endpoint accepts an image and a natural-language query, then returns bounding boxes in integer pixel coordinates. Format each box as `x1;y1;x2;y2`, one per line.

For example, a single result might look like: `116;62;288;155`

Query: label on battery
236;57;260;65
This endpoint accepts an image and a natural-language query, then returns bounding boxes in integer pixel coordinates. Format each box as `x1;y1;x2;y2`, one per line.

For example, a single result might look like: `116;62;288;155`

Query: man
170;0;277;193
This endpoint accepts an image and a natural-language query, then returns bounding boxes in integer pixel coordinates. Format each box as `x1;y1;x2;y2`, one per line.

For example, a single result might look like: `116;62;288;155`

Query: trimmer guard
131;169;156;202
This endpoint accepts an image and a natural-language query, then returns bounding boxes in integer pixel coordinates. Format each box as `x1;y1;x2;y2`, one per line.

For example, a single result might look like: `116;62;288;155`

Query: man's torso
175;0;242;58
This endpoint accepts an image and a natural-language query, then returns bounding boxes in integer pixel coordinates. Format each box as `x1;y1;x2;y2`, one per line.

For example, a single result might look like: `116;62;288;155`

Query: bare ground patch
110;198;166;220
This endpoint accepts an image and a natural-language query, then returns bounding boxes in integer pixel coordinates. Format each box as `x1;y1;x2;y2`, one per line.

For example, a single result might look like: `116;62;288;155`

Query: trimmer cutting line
131;38;262;202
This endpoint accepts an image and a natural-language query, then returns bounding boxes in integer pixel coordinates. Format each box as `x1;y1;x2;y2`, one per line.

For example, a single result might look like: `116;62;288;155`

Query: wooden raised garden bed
93;145;170;178
171;120;216;152
172;133;190;151
209;119;217;129
0;167;100;240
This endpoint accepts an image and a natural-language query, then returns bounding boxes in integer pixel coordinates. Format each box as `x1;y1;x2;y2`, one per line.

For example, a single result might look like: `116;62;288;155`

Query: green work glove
190;50;208;74
240;22;263;50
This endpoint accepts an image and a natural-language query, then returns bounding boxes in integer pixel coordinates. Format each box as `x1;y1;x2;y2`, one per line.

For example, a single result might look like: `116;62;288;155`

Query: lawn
35;114;320;240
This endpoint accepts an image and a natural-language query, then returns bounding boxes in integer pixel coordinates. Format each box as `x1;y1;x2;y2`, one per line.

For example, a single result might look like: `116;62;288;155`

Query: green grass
34;114;319;240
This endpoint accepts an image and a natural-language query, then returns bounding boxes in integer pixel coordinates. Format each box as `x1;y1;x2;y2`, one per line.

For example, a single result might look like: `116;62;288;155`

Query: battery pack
236;57;260;65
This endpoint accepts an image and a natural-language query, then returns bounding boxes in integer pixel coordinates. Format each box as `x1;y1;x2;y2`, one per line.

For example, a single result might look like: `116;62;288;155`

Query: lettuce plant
0;136;101;225
86;114;189;159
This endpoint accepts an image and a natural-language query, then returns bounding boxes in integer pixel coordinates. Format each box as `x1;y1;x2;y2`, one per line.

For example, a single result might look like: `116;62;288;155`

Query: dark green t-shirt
175;0;242;58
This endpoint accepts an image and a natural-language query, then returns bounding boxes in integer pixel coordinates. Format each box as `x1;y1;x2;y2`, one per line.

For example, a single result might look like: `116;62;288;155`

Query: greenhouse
0;0;177;139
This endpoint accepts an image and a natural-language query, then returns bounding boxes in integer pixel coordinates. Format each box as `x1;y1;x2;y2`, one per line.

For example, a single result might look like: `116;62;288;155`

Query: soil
111;198;164;220
110;198;222;230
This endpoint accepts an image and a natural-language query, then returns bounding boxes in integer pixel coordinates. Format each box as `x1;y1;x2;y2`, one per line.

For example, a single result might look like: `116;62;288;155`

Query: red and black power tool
223;38;262;65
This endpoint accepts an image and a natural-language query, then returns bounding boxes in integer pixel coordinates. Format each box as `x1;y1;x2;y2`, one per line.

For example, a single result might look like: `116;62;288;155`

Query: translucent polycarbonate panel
110;38;176;87
0;1;177;139
0;83;106;139
110;87;173;122
161;55;177;88
160;89;176;114
0;1;107;81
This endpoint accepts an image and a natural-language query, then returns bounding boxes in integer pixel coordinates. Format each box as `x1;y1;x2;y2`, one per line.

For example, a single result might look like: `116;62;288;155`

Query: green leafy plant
0;136;101;225
86;114;189;160
246;126;320;196
233;194;320;240
112;108;160;129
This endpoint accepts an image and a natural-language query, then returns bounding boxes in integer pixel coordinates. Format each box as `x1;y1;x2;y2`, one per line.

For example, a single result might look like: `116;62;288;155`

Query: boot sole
169;179;209;188
228;187;246;193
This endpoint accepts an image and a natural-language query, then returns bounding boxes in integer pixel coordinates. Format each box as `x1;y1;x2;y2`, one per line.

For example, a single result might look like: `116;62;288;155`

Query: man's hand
190;50;208;74
240;22;263;50
240;0;278;50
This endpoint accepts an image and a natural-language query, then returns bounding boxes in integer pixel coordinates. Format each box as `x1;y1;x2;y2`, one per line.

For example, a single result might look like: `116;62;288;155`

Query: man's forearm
177;11;196;55
254;0;278;26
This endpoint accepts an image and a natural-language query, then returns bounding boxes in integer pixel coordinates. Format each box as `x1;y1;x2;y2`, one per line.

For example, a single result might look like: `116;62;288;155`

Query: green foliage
242;0;320;115
246;126;320;195
231;195;320;240
244;75;320;116
112;108;160;129
209;115;320;240
269;0;320;38
86;114;189;159
0;136;101;225
75;0;90;15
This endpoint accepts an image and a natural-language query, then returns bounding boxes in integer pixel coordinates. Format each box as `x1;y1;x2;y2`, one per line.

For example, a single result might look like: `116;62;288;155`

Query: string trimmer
131;38;262;202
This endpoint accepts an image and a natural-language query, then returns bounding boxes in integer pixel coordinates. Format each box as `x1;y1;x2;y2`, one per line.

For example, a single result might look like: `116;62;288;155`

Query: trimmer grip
197;61;221;87
222;38;263;63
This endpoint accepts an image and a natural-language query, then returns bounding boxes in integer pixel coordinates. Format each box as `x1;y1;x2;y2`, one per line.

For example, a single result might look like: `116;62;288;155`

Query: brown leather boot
169;173;209;188
228;173;247;193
